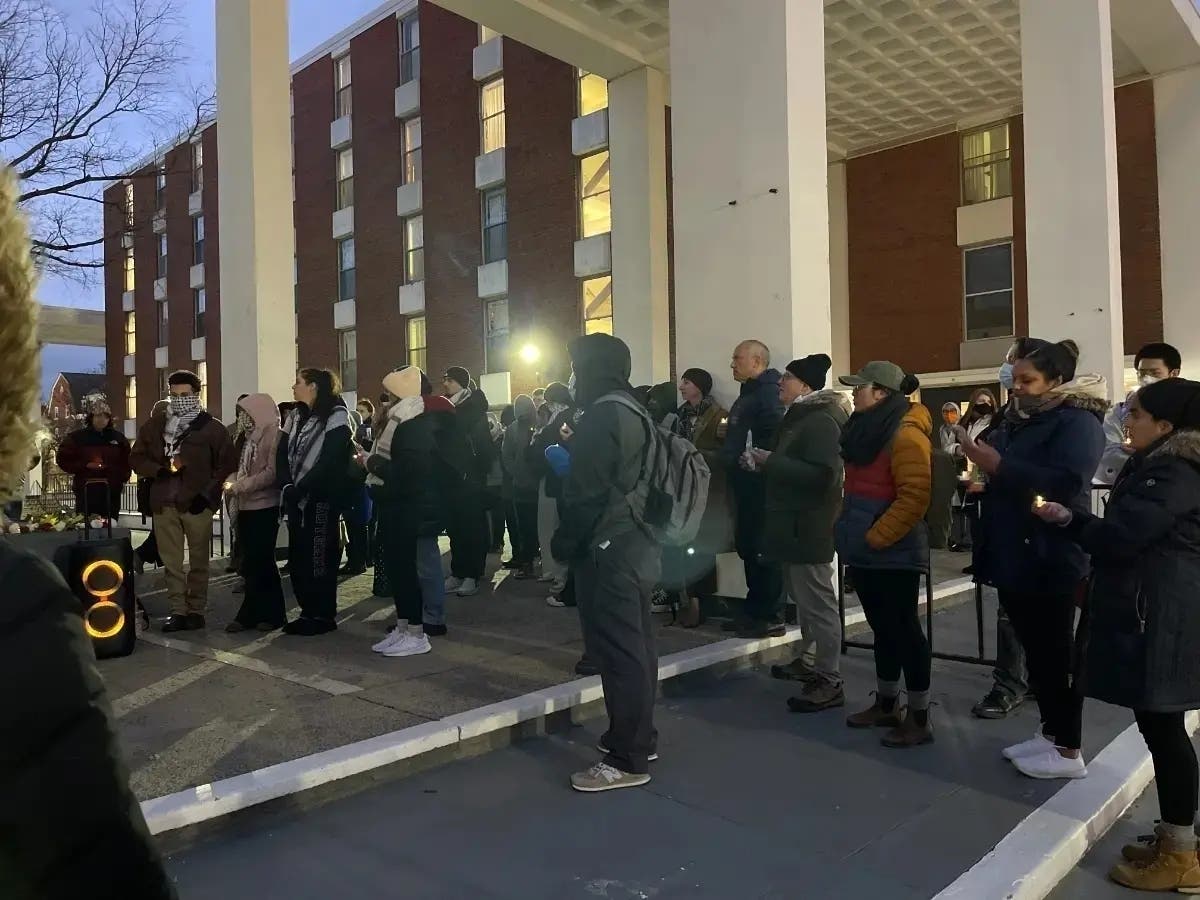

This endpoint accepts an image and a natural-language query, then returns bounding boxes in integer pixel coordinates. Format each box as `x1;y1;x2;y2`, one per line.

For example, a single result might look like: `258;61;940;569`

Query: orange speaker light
84;600;125;640
80;559;124;598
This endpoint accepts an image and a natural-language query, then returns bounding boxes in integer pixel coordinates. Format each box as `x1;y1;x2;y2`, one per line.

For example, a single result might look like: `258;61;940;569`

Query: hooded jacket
552;333;651;563
502;394;540;497
228;393;283;512
1069;429;1200;711
972;384;1107;592
451;386;495;486
937;402;961;455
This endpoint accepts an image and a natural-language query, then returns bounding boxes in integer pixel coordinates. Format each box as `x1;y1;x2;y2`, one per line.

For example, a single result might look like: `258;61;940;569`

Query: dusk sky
41;0;391;395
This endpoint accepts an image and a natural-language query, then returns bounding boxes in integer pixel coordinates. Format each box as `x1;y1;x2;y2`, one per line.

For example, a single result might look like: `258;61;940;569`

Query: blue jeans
417;536;445;626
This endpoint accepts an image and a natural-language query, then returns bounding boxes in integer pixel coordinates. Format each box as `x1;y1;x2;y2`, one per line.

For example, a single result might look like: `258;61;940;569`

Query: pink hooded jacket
228;393;282;512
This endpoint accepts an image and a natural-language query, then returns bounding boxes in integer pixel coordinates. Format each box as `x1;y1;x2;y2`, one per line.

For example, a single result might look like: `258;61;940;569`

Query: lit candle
1034;495;1046;508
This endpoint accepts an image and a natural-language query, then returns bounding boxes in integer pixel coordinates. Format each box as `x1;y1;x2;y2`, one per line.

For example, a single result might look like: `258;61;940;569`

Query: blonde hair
0;166;39;502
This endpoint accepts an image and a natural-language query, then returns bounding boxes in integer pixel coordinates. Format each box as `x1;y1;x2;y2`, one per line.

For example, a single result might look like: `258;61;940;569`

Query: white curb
936;711;1200;899
141;576;975;835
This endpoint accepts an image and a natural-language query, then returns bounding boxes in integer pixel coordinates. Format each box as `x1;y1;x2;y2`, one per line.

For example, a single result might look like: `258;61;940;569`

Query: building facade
106;0;1177;433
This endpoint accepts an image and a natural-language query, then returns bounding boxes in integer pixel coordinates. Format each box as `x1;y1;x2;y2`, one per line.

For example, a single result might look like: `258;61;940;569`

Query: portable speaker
55;536;137;659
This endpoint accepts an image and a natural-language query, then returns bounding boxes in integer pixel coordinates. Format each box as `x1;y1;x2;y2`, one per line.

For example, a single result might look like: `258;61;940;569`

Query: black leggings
1136;709;1199;828
998;588;1083;750
852;568;930;693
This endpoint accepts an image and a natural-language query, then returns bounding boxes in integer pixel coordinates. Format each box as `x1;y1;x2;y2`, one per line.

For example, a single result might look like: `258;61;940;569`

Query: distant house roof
58;372;109;408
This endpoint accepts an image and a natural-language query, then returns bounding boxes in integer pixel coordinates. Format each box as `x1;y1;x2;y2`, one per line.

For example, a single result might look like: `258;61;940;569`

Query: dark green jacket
0;543;176;900
762;390;851;565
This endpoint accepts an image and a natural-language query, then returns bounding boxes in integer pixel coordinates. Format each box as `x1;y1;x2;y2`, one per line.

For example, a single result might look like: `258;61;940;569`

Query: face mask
998;362;1015;390
1138;374;1162;388
168;394;200;417
236;410;254;433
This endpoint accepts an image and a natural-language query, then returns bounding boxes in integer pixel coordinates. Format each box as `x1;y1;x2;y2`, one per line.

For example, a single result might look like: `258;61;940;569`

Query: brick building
45;372;110;443
106;0;1174;435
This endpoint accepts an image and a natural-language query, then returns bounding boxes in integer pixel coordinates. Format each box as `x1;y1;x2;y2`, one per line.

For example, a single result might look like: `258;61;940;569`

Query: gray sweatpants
783;562;843;685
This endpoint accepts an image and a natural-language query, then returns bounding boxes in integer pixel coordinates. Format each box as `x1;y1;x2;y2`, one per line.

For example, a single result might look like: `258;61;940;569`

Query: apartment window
402;117;422;184
192;215;205;265
190;141;204;193
480;78;505;154
155;166;166;209
124;311;137;355
961;122;1012;205
399;14;420;84
484;298;510;373
338;329;358;390
125;376;136;420
577;70;608;117
582;275;613;336
156;233;167;279
156;298;169;347
123;183;134;229
963;242;1014;341
482;188;507;264
123;247;135;292
404;215;424;283
336;148;354;210
193;288;206;338
196;361;207;409
338;237;356;302
579;151;611;238
334;54;352;119
407;316;427;372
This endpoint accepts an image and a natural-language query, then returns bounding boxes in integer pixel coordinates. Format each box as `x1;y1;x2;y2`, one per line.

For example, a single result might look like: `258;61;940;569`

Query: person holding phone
1034;378;1200;892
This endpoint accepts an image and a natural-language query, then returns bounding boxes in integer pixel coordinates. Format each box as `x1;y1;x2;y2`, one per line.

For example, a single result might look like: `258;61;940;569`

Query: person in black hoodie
280;367;352;636
722;339;786;637
441;366;494;597
553;333;659;793
1035;378;1200;892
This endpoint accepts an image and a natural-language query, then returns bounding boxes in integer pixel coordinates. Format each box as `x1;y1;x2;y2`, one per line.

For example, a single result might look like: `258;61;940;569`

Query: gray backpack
596;392;711;546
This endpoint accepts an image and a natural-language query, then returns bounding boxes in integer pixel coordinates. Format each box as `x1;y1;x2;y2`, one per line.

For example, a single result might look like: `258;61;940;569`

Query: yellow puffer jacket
866;402;933;550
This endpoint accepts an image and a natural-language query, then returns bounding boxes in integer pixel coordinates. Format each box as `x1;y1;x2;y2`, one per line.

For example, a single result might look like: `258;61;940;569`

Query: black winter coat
455;388;496;486
1068;429;1200;712
972;392;1106;593
722;369;785;506
367;409;439;538
0;543;176;899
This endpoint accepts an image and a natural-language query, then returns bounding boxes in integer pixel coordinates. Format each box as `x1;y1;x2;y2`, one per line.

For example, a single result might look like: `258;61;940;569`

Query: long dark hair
297;367;342;419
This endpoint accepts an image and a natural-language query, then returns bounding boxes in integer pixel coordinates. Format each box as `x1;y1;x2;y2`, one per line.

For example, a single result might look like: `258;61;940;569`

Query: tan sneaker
570;762;651;793
1123;825;1165;865
846;697;904;729
786;679;846;713
1109;849;1200;893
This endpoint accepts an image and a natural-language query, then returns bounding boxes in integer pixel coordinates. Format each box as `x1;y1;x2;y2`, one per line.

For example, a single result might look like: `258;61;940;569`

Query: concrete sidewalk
159;598;1131;900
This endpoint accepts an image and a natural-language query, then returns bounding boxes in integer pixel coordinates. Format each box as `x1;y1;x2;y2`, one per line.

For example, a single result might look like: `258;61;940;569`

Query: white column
1020;0;1124;395
215;0;296;421
669;0;829;405
609;67;670;387
1155;68;1200;378
827;161;851;379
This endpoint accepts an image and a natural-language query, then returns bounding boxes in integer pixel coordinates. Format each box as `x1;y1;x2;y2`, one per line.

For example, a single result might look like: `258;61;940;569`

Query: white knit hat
382;366;422;401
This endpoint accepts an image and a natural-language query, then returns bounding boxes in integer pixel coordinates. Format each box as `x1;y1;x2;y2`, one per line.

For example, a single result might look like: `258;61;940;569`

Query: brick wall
132;162;161;417
102;182;125;417
164;142;193;376
420;3;483;385
504;38;577;395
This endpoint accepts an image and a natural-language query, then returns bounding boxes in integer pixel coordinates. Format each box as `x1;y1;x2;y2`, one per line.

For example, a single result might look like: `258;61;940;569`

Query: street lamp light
519;343;541;364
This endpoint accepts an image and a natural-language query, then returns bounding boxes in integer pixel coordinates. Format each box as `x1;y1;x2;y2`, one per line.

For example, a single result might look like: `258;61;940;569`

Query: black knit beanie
680;367;713;397
444;366;471;390
1138;378;1200;429
785;354;833;392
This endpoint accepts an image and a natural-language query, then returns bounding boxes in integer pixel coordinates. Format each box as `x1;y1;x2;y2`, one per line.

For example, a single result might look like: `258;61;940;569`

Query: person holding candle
956;338;1106;779
55;399;131;520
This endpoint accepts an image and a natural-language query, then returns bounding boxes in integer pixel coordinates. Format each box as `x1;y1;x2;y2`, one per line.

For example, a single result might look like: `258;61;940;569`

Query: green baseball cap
839;361;908;392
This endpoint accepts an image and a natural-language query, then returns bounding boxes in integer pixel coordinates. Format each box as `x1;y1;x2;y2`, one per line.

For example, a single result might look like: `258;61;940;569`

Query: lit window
124;311;136;355
577;70;608;117
336;148;354;210
193;288;206;339
961;122;1012;205
192;215;205;265
123;183;134;229
482;188;507;264
155;166;166;209
196;361;207;409
480;78;505;154
125;376;137;420
407;316;427;372
579;151;611;238
334;54;352;119
963;242;1014;341
582;275;613;335
156;298;169;347
338;237;356;302
157;233;167;279
123;247;135;292
484;297;510;373
402;117;422;184
191;141;204;193
399;14;420;84
338;329;358;391
404;215;424;283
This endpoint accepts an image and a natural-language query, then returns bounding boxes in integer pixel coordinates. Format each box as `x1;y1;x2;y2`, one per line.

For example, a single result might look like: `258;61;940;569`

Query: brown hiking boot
1109;849;1200;893
1123;825;1166;865
846;697;904;729
771;658;820;684
786;679;845;713
881;713;934;748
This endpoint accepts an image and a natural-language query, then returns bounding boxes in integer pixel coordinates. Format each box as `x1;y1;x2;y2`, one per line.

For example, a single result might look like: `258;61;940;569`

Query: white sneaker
1013;748;1088;780
456;577;479;596
382;632;432;658
546;594;567;608
1002;730;1056;761
371;627;404;653
444;576;463;592
537;573;555;583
